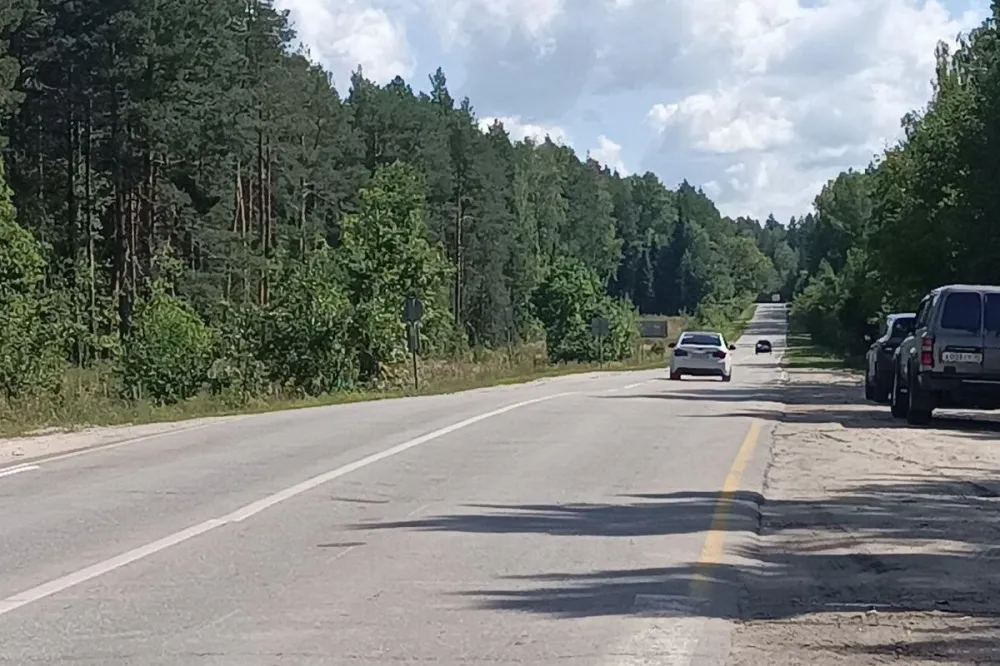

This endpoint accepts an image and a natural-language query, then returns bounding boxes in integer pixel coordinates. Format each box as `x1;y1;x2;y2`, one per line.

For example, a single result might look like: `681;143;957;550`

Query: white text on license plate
942;351;982;363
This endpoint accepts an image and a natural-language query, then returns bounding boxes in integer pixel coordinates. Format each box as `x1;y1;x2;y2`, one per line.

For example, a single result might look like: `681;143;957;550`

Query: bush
533;257;639;363
208;304;269;406
0;179;63;401
0;294;64;401
258;250;359;396
120;287;216;404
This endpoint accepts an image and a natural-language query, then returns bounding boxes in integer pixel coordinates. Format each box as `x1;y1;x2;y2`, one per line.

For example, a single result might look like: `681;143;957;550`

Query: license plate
942;351;982;363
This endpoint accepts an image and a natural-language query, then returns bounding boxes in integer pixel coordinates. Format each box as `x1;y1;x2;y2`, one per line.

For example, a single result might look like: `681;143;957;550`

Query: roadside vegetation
0;2;783;435
786;10;1000;358
782;333;863;372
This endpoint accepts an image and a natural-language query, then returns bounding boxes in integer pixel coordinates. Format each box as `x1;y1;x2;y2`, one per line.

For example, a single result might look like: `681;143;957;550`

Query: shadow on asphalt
605;374;1000;438
358;477;1000;662
352;320;1000;663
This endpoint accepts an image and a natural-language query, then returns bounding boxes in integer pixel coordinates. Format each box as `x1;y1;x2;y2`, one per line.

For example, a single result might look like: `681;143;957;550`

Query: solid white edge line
0;420;219;471
0;464;39;479
0;392;573;617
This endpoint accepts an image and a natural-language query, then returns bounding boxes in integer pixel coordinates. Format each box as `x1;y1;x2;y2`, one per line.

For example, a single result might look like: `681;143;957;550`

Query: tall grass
1;317;691;436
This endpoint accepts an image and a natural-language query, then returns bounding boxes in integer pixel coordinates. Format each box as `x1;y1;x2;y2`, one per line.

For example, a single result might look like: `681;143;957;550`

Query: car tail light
673;348;688;356
920;335;934;367
713;350;727;359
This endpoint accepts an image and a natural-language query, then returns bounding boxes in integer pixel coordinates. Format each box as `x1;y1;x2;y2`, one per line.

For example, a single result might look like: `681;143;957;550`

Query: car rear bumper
918;372;1000;407
670;357;729;376
675;367;729;377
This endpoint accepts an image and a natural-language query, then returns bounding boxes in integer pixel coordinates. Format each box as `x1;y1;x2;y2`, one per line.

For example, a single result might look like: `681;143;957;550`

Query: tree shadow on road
602;373;1000;438
355;475;1000;663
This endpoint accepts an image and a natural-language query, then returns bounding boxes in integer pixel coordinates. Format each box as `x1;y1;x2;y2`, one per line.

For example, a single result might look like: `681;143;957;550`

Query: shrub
120;286;216;404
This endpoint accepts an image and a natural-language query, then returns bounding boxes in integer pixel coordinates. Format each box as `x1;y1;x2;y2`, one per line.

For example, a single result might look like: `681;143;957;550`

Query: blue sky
277;0;989;222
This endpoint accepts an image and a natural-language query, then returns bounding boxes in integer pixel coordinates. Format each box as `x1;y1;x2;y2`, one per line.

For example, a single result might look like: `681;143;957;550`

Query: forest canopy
0;0;863;414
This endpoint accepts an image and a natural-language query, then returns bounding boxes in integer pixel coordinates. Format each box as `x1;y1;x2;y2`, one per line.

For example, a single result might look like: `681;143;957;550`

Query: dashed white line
0;392;574;618
0;464;39;479
621;380;652;390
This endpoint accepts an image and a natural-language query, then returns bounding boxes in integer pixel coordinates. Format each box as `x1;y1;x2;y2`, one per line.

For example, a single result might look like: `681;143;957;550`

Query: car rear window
940;292;982;333
986;293;1000;333
680;334;722;346
890;316;915;338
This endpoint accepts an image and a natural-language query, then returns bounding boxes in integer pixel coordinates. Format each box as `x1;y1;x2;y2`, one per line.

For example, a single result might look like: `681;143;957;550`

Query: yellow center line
689;419;762;599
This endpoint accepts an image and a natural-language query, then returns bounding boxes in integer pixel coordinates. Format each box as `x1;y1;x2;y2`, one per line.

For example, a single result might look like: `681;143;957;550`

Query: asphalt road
0;305;789;665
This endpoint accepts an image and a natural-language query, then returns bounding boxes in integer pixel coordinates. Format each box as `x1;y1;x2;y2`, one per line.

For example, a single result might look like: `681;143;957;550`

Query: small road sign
403;296;424;323
591;316;610;338
638;319;667;338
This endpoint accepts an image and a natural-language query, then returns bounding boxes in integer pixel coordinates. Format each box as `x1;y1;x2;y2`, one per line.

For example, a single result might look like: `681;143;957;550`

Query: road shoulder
725;359;1000;665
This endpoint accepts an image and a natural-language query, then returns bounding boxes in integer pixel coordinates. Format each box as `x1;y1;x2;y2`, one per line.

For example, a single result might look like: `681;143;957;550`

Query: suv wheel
906;370;934;426
890;371;908;418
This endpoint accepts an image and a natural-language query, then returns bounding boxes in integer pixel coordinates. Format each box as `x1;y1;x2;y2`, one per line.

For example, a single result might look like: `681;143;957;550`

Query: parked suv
890;285;1000;425
864;312;915;403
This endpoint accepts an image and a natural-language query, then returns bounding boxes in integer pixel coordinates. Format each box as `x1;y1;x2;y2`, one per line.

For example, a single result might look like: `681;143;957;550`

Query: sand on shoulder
727;366;1000;665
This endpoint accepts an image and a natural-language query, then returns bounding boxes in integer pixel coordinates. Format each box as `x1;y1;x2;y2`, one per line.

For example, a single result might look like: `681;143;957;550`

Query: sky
274;0;989;223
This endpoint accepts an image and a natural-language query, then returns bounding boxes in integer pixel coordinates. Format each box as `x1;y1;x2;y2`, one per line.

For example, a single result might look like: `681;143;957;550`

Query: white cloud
279;0;989;221
423;0;565;48
479;115;571;145
590;135;628;174
648;86;795;153
632;0;983;220
276;0;415;89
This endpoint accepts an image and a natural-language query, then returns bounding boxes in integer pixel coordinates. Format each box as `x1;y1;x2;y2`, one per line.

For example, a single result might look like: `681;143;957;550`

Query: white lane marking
621;381;652;390
0;421;219;470
0;464;39;479
610;616;703;666
0;392;573;617
600;379;656;394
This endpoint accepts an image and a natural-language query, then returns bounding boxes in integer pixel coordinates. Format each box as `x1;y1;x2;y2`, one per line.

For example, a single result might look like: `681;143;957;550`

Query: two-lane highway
0;305;788;665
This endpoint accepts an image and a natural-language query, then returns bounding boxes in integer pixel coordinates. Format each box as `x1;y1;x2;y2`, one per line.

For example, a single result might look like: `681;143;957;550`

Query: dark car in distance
755;339;772;354
865;312;916;403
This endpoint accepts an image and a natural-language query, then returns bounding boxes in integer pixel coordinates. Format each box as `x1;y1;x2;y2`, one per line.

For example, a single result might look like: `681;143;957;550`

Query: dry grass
0;312;754;437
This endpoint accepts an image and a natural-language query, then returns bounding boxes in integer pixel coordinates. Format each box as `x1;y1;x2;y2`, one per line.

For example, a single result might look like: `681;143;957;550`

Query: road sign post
403;296;424;390
591;316;610;366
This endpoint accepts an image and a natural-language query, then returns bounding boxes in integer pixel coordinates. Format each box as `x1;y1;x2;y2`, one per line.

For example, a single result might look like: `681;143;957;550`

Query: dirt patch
726;367;1000;665
0;417;232;467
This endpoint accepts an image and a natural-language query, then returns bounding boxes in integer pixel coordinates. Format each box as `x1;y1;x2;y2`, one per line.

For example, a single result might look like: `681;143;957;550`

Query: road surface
0;305;789;665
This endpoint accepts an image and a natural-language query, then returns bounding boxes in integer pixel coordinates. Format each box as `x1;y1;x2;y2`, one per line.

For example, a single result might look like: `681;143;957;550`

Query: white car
668;330;736;381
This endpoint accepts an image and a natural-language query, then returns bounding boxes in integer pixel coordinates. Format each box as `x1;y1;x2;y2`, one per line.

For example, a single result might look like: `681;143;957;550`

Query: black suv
891;285;1000;424
864;312;915;403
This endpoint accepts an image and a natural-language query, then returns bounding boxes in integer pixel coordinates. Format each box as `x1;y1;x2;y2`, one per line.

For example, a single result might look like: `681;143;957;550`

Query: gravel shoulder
726;366;1000;665
0;417;235;467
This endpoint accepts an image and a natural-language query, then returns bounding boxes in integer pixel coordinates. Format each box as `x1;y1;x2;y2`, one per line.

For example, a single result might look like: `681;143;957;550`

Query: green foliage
0;294;64;400
340;162;455;378
258;250;358;396
0;157;62;400
120;287;216;405
787;16;1000;355
0;174;43;299
0;6;795;422
532;257;638;363
208;304;269;406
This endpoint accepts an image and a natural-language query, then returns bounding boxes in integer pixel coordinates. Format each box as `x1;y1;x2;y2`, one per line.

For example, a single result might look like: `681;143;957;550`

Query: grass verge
782;332;864;372
722;303;759;342
1;318;690;437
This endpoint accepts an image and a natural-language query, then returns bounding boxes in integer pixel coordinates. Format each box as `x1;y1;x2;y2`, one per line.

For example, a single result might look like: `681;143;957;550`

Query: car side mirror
863;334;872;343
728;344;737;350
668;342;676;348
